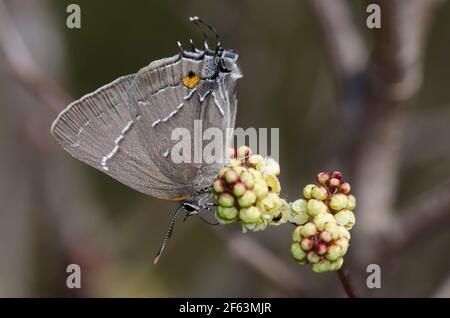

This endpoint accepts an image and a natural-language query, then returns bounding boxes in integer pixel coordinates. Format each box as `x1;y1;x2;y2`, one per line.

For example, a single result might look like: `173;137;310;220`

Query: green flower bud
217;206;238;221
334;210;356;230
288;204;309;225
292;226;302;242
326;245;342;261
237;145;252;159
218;167;230;179
260;192;281;211
312;260;332;273
258;158;280;176
225;169;239;184
346;194;357;210
237;190;257;208
213;178;226;193
329;193;348;211
329;257;344;271
326;177;340;189
303;184;315;199
313;212;336;231
316;172;330;185
291;243;306;261
311;185;328;201
232;182;247;197
335;238;349;255
339;226;351;240
228;159;241;167
248;168;263;181
218;193;235;207
324;223;340;240
233;165;246;175
239;206;261;223
301;222;317;237
339;182;351;194
307;199;328;217
253;181;269;198
319;230;332;243
292;199;307;213
240;171;255;189
248;154;264;168
300;238;313;251
307;251;320;264
265;174;281;193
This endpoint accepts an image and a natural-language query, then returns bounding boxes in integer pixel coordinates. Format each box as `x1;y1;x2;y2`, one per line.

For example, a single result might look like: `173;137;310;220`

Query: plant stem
337;265;359;298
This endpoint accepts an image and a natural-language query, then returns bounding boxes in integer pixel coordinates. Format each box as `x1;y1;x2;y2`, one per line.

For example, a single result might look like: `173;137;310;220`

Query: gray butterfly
50;17;242;262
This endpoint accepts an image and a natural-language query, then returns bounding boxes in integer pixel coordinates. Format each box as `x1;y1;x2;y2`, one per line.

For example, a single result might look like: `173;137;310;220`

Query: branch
337;266;360;298
379;179;450;259
214;228;306;297
0;0;70;114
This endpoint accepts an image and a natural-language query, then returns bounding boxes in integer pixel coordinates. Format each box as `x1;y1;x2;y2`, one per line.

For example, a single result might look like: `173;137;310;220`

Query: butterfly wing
50;74;193;200
129;53;241;190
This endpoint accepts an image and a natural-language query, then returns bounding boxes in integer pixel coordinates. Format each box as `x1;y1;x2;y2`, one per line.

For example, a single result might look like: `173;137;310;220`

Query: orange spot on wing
182;72;201;89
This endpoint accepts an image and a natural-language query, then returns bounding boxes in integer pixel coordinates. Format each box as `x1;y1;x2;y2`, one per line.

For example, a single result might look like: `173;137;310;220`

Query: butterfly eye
182;71;201;88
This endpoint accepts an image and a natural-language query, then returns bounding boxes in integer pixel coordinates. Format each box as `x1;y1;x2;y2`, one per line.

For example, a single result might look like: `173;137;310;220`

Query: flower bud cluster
290;171;356;272
213;146;288;232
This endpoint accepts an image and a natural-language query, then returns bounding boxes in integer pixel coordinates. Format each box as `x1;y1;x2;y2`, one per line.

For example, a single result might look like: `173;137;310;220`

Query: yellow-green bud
228;159;241;167
232;182;247;197
326;245;342;261
225;169;239;184
233;165;246;175
307;251;320;264
339;182;351;194
265;174;281;193
291;243;306;261
313;212;336;231
218;192;235;207
240;171;255;189
334;210;356;230
335;238;349;255
239;206;261;223
248;154;264;167
301;222;317;237
346;194;357;210
292;226;302;242
217;206;238;220
253;181;269;198
319;230;332;243
316;172;330;185
339;226;351;240
330;257;344;271
324;223;340;240
311;185;328;201
260;192;281;210
312;260;332;273
237;190;257;208
218;167;230;178
329;193;348;211
301;238;313;251
213;179;226;193
307;199;328;217
303;184;315;199
288;200;309;225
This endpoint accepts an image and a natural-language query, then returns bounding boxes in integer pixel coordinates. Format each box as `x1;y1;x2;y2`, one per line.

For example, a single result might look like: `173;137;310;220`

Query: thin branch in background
379;179;450;260
215;228;306;297
0;0;70;114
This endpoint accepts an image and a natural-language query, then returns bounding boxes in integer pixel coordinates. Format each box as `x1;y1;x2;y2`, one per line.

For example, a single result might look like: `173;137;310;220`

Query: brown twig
337;265;360;298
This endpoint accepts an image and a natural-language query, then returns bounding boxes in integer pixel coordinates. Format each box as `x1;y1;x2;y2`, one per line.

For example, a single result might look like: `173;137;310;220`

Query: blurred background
0;0;449;297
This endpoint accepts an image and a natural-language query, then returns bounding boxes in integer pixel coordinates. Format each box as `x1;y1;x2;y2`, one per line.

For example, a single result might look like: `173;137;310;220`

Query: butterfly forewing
50;74;192;200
